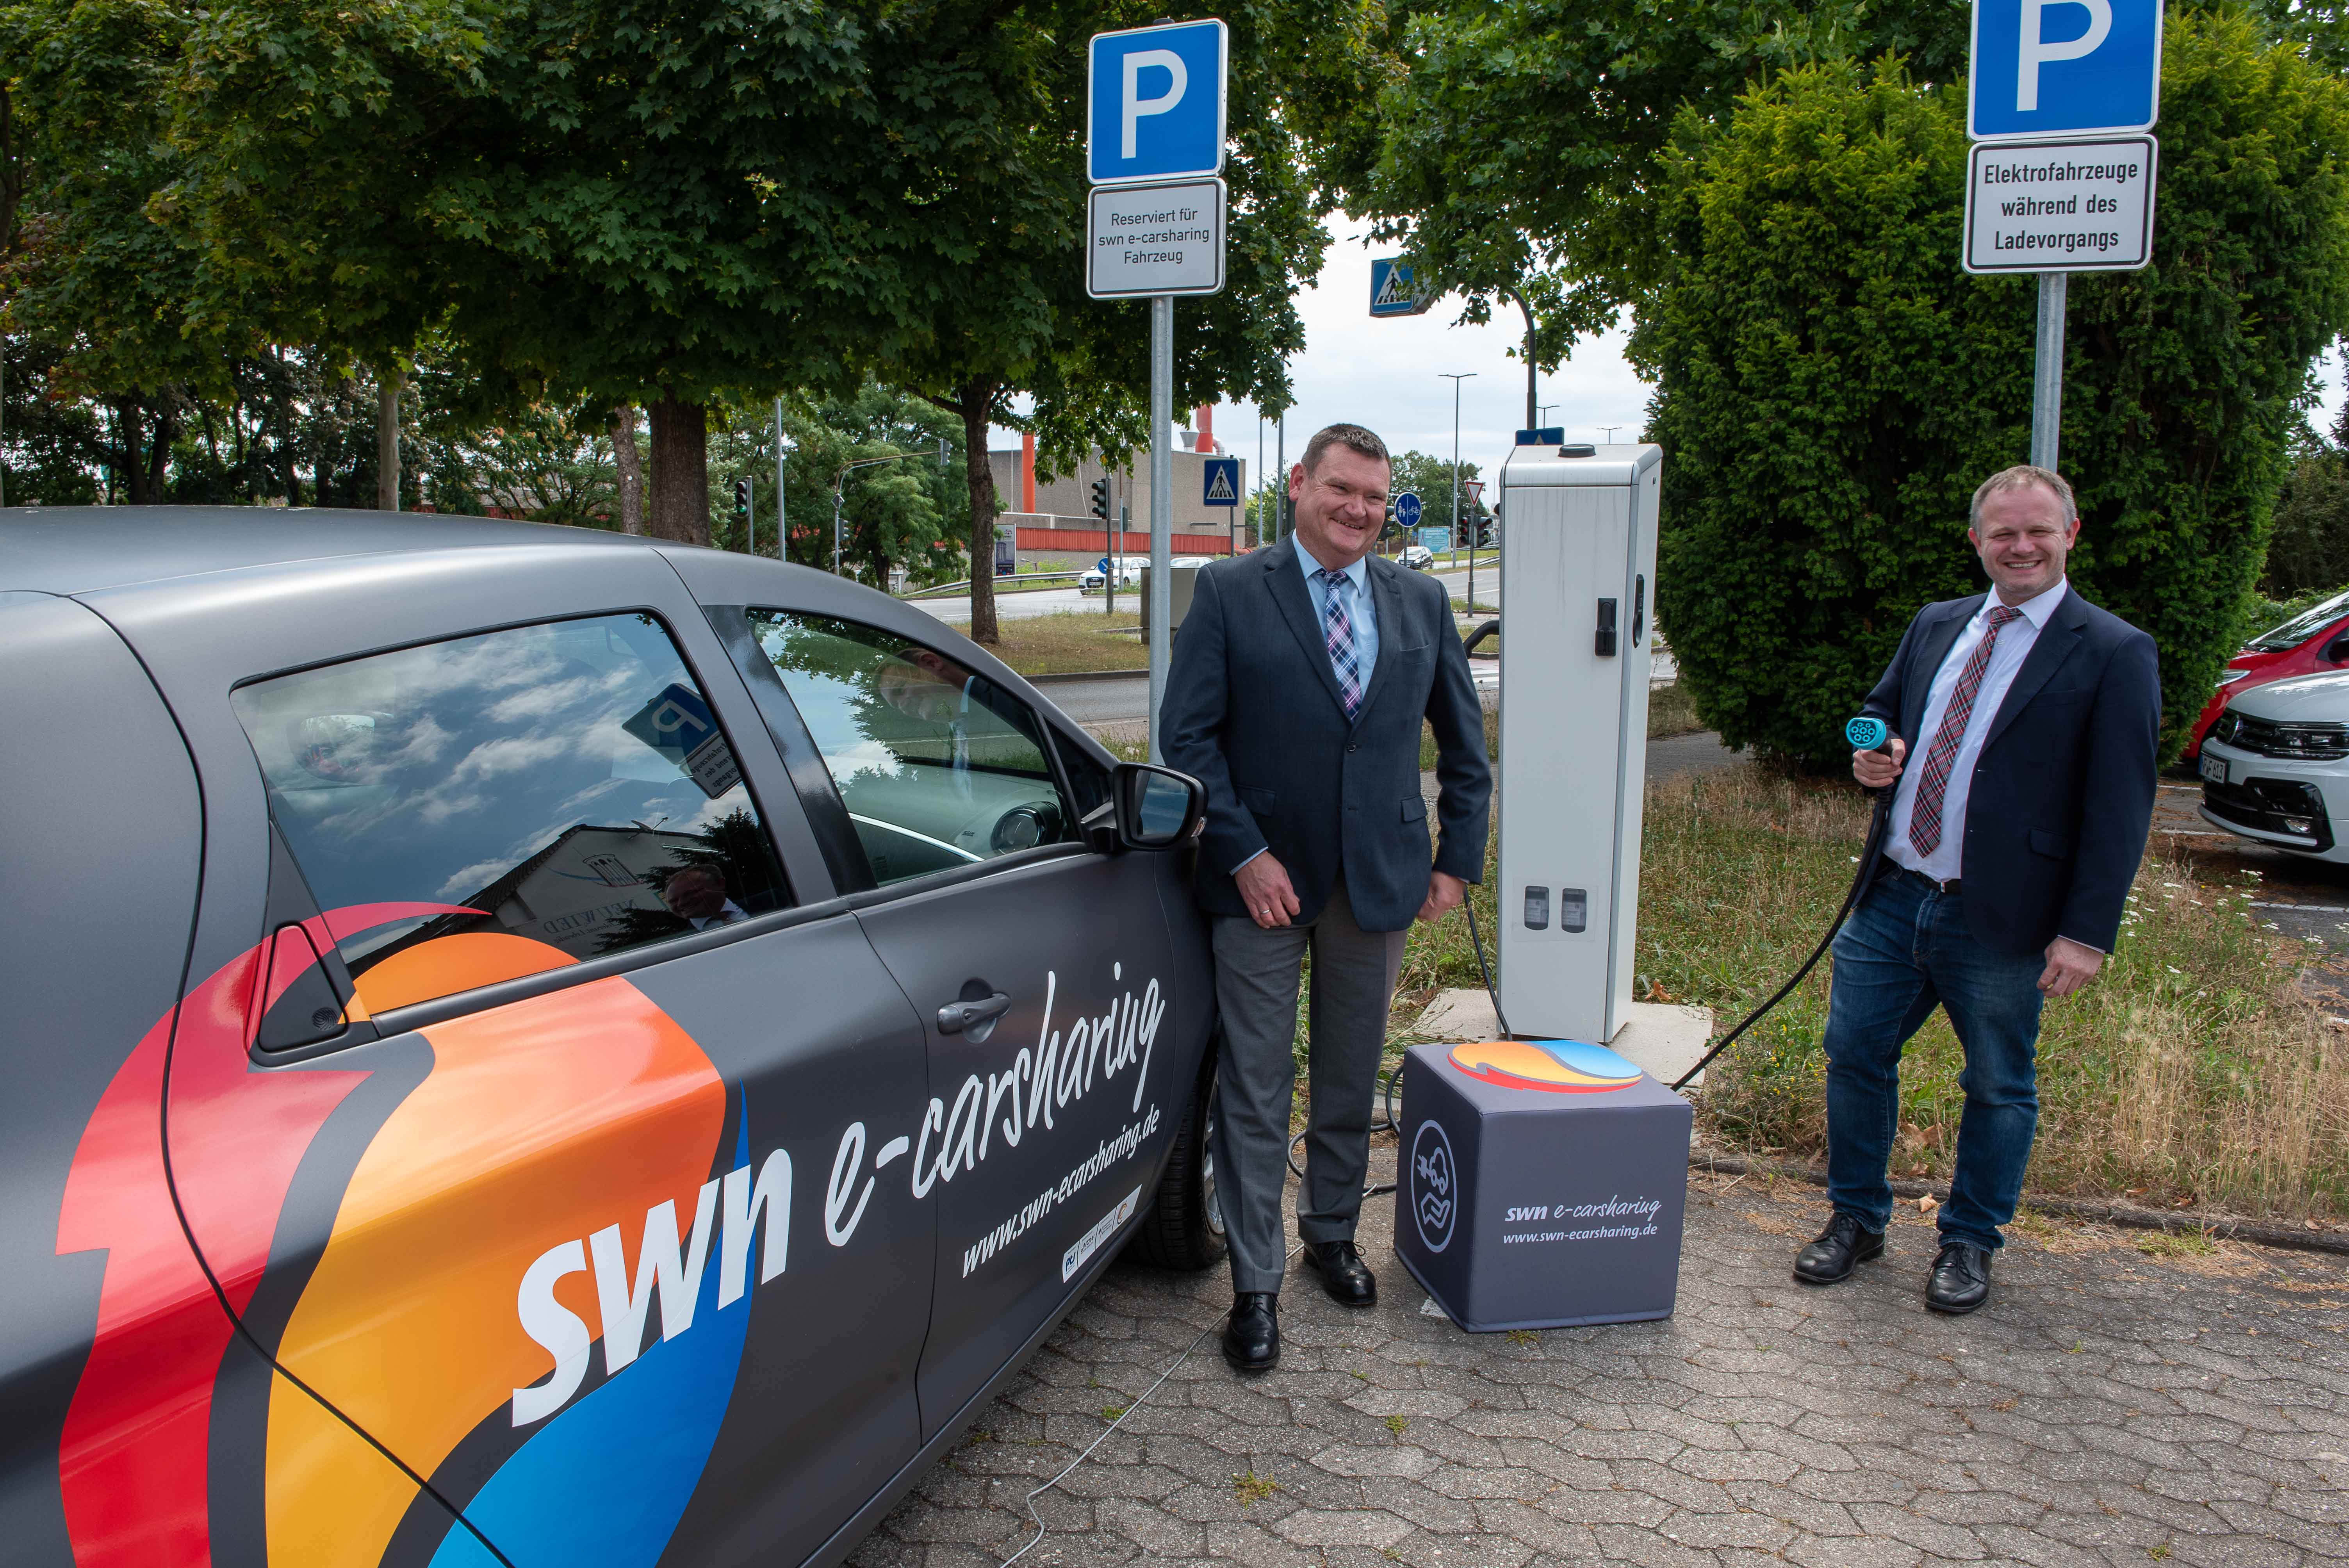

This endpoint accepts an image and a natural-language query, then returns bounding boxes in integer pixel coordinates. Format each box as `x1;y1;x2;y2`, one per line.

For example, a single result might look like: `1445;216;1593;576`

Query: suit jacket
1160;537;1492;932
1859;585;2160;956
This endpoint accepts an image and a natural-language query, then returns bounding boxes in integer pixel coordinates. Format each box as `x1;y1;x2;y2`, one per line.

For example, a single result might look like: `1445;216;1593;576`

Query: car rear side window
745;611;1079;885
232;613;789;1014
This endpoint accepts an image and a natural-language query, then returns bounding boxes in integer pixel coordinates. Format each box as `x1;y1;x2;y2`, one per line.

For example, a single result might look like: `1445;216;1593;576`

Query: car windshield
2247;590;2349;652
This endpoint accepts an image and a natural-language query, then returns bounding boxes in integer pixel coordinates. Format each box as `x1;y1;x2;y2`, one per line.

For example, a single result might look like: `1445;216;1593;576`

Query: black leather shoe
1925;1240;1994;1314
1301;1239;1378;1308
1223;1293;1280;1372
1793;1213;1886;1285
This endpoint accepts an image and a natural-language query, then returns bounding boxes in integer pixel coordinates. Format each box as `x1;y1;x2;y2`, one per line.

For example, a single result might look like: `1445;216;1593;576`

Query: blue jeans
1823;867;2045;1251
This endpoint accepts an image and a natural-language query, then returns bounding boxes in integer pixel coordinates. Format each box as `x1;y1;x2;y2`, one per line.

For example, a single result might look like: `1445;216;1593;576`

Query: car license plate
2200;752;2227;785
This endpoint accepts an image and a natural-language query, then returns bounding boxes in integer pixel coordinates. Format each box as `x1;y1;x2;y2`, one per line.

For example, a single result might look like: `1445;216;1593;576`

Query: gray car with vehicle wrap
1;509;1223;1568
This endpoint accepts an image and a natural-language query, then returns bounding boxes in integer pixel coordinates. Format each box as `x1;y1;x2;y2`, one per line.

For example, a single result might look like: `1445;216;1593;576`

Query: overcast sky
1001;212;2349;494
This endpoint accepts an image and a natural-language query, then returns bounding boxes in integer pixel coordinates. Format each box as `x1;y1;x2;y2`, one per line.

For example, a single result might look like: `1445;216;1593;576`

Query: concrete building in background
989;405;1252;556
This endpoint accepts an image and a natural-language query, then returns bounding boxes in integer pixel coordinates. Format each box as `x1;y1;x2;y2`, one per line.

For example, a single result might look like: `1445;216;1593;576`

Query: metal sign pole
2031;271;2068;470
1148;293;1174;763
774;399;787;560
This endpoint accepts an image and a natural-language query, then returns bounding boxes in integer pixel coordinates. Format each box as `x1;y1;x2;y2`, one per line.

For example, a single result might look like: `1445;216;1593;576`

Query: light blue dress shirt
1295;538;1379;685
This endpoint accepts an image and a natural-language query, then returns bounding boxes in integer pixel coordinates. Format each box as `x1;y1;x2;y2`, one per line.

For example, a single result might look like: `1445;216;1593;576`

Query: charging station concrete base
1393;1039;1692;1332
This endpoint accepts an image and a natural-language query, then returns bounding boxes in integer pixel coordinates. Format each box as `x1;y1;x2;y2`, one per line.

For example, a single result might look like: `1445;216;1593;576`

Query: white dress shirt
1885;579;2068;883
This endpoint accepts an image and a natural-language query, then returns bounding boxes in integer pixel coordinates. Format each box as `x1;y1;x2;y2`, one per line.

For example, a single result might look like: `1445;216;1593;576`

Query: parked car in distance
2186;588;2349;759
1079;554;1148;592
2198;669;2349;862
4;508;1225;1568
1398;543;1436;571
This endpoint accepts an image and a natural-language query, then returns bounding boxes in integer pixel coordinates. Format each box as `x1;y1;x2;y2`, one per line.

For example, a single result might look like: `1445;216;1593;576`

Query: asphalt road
2153;777;2349;969
1039;650;1678;731
906;561;1502;628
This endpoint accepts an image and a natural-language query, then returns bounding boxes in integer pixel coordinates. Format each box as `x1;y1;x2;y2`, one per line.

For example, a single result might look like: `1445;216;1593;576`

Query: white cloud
996;214;2349;470
994;214;1653;478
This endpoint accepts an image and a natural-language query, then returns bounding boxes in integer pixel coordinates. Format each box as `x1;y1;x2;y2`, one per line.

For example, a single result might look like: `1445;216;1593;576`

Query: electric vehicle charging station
1393;438;1691;1334
1495;440;1664;1045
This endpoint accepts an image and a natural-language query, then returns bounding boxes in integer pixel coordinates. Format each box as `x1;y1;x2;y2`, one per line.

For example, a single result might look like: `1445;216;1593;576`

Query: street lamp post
1599;424;1623;444
1440;372;1476;603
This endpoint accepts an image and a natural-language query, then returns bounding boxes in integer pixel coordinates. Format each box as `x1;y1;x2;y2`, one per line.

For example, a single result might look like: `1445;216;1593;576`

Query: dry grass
1646;681;1705;739
1636;766;2349;1221
947;611;1144;675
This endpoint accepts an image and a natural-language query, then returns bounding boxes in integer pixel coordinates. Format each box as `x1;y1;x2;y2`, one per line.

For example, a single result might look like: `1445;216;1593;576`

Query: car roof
0;506;642;595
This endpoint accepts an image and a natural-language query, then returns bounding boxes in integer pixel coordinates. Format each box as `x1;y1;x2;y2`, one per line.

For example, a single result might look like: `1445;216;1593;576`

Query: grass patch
948;611;1143;676
1647;681;1705;739
1419;706;1502;771
1232;1472;1278;1506
1634;767;2349;1221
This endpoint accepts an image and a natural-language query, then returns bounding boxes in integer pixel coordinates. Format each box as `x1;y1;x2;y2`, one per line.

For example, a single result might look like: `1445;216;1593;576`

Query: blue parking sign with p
1970;0;2162;139
1089;20;1228;185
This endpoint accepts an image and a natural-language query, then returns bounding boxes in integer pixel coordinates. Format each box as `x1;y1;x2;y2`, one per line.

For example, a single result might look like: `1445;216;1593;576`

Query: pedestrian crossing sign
1370;257;1436;317
1202;456;1240;506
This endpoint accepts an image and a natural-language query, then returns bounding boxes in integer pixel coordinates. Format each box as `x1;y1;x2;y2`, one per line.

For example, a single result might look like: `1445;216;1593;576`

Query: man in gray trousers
1162;422;1492;1373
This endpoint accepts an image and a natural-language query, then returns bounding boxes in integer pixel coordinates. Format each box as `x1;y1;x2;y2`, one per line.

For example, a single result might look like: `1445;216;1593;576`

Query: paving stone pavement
847;1158;2349;1568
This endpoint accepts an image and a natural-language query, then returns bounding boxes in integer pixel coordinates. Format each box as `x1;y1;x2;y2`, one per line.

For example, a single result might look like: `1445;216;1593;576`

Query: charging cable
1668;717;1896;1092
998;1238;1308;1566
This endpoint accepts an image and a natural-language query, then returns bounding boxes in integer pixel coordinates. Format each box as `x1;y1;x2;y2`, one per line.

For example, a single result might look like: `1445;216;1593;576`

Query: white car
1398;543;1436;570
1079;555;1145;592
2198;669;2349;861
1082;555;1206;591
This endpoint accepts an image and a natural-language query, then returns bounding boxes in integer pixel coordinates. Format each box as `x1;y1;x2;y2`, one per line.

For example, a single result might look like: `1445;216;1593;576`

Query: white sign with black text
1085;177;1225;299
1962;134;2157;273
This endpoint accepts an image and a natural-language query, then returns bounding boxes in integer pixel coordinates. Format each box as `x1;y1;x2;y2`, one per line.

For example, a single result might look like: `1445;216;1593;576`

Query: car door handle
937;991;1012;1037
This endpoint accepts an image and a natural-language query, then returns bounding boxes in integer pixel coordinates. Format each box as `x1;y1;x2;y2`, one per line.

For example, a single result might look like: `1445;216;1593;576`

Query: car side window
231;613;790;1015
745;610;1079;885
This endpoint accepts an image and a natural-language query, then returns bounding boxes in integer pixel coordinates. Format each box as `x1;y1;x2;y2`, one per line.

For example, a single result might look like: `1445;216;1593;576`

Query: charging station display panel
1496;443;1662;1044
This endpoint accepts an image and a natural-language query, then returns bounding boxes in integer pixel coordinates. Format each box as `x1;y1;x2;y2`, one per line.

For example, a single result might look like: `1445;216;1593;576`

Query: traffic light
1089;476;1113;524
1478;517;1495;547
733;478;751;517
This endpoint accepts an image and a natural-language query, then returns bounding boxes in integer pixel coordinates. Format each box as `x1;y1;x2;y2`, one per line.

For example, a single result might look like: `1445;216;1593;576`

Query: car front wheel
1130;1035;1225;1270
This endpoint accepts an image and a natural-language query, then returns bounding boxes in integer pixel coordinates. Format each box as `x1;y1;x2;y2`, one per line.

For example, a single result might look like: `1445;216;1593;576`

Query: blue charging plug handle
1846;715;1889;751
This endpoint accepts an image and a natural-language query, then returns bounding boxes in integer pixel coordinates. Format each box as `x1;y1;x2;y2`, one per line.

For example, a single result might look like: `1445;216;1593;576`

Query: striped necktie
1907;605;2023;857
1317;568;1364;719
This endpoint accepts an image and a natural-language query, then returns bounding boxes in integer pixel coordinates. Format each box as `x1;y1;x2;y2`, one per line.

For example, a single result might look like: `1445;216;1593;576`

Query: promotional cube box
1392;1038;1692;1331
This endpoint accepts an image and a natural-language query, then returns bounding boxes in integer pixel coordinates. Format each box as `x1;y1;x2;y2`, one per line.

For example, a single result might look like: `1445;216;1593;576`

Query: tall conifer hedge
1639;12;2349;764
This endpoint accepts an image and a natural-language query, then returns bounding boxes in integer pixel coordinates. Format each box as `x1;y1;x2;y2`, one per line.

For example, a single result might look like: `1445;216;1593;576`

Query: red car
2188;588;2349;759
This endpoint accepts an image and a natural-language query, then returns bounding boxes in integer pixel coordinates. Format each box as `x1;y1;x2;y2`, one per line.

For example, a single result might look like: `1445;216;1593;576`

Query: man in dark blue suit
1162;422;1491;1372
1796;465;2159;1313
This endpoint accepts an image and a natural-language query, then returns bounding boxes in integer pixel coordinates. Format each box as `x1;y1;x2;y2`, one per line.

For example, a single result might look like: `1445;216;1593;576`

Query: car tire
1130;1035;1226;1271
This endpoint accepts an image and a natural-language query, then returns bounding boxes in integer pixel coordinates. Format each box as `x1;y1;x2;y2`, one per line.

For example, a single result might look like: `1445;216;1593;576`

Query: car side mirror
1096;763;1205;852
2325;633;2349;665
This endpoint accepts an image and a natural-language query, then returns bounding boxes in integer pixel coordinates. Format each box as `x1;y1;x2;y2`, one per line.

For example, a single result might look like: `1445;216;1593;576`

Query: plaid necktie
1317;568;1364;719
1907;605;2023;857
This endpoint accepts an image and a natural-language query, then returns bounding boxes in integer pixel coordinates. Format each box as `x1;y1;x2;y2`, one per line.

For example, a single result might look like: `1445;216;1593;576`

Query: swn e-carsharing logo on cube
1970;0;2163;140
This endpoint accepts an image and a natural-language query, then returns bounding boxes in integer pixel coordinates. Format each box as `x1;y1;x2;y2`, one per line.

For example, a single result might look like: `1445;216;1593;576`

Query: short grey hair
1970;464;2077;529
1300;422;1390;475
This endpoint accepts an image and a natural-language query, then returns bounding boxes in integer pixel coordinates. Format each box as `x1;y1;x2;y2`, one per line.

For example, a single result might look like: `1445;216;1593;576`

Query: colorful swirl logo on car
55;907;754;1568
1447;1039;1644;1094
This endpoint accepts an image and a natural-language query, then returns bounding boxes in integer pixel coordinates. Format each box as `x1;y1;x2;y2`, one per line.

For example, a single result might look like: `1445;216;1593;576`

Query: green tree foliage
1642;18;2349;766
1351;0;1970;402
1387;448;1487;536
117;0;1375;617
2263;411;2349;595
